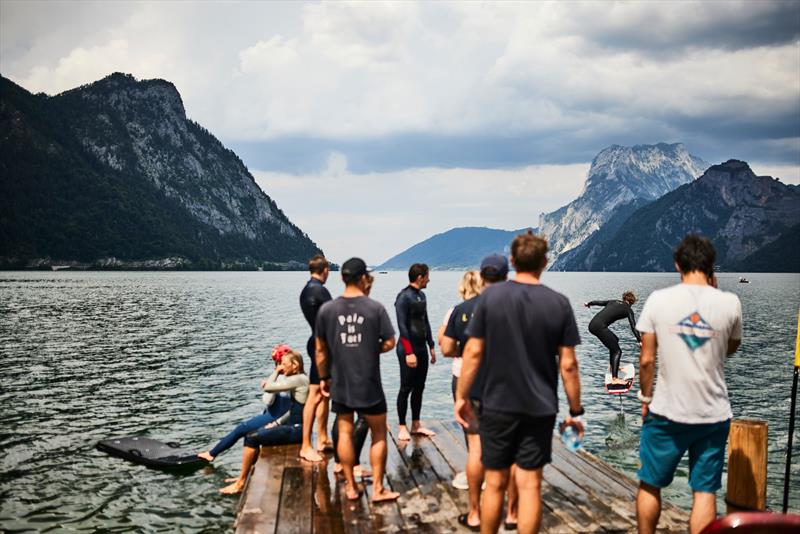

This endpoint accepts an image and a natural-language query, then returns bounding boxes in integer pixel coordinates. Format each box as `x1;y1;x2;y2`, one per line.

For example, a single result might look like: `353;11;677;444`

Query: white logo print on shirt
338;314;365;346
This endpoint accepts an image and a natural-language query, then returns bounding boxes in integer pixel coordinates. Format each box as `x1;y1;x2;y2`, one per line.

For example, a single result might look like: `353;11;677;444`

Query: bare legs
336;411;399;503
300;385;324;462
688;491;716;534
219;445;259;494
481;468;509;534
465;433;483;528
316;396;332;451
636;482;661;534
638;483;715;534
514;467;542;534
506;464;518;526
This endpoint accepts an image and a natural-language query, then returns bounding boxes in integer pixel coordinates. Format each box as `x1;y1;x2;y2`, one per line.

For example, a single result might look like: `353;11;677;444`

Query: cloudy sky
2;1;799;264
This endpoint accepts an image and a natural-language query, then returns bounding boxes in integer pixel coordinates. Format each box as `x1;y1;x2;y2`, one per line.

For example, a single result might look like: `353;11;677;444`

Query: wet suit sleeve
586;300;611;307
627;306;642;342
425;307;434;349
395;290;414;354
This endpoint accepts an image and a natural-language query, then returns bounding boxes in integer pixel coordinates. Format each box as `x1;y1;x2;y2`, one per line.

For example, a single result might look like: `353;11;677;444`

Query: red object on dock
701;512;800;534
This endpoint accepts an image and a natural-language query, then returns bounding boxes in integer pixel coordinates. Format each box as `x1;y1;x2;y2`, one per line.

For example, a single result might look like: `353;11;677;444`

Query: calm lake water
1;270;798;531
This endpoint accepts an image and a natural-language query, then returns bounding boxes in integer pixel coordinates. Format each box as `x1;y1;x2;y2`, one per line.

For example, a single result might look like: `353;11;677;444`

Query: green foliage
0;75;322;270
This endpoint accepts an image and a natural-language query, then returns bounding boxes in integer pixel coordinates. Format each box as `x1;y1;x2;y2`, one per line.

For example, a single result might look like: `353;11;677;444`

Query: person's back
317;294;393;409
474;280;577;416
638;283;741;423
635;234;742;534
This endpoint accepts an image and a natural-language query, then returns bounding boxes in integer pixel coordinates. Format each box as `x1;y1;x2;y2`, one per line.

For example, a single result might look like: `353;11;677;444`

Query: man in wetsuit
395;263;437;441
584;291;641;385
299;254;332;462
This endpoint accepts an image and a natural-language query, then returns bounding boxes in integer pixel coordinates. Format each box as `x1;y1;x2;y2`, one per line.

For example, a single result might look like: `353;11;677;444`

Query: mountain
556;160;800;272
376;227;532;271
0;73;321;269
539;143;710;263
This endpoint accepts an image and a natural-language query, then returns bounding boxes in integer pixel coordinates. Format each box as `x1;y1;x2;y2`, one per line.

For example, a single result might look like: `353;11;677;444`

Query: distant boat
739;277;750;284
51;265;70;271
379;271;388;274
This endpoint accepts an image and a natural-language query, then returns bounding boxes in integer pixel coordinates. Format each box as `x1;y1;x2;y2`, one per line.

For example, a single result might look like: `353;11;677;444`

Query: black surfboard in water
97;436;208;471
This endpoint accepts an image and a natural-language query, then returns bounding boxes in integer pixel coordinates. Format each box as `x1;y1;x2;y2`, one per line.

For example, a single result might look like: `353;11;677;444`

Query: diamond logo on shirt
671;311;717;350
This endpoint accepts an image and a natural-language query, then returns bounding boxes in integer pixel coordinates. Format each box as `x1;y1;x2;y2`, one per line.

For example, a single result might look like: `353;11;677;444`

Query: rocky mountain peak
539;142;709;261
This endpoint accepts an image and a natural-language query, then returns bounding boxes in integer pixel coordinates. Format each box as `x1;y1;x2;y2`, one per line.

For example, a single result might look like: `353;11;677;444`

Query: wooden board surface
234;420;690;533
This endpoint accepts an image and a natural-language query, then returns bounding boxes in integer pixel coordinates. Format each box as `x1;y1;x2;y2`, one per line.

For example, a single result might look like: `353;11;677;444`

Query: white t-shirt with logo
636;283;742;424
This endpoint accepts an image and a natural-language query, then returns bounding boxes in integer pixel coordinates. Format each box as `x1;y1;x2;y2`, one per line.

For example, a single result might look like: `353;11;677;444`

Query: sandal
457;513;480;532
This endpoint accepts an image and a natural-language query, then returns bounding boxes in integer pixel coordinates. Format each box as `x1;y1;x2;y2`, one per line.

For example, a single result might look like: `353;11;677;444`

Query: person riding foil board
584;291;641;385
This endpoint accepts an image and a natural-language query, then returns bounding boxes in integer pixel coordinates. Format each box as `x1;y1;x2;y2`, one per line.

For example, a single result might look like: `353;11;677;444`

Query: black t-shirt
444;296;486;400
465;280;580;416
315;296;396;408
300;278;332;335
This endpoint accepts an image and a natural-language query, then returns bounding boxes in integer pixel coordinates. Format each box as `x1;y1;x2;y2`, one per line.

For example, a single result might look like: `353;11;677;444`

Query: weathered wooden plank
426;420;468;473
276;465;314;534
235;444;293;534
311;460;347;534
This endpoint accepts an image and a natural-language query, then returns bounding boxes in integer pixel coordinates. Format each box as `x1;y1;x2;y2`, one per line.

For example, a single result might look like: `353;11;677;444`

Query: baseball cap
480;254;509;278
341;257;371;281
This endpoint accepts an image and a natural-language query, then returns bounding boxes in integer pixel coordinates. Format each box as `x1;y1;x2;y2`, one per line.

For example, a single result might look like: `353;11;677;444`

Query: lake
1;270;798;531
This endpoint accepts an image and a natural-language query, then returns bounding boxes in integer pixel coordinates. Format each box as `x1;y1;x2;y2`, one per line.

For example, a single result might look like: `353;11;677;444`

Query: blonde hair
283;350;305;374
458;270;482;300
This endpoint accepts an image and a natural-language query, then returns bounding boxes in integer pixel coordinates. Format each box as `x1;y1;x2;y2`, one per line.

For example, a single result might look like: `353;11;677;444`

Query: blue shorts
638;413;730;493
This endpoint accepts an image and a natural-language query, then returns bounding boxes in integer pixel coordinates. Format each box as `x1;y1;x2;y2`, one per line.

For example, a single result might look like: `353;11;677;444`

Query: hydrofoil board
97;436;208;471
605;363;635;394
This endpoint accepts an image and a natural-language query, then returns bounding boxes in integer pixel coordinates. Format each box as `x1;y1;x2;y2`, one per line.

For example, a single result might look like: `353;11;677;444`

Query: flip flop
458;513;480;532
504;520;518;531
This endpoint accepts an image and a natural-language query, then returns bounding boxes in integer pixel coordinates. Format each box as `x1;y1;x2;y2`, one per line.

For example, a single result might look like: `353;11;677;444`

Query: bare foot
411;426;436;437
611;377;630;385
397;427;411;441
345;482;363;501
371;487;400;503
316;439;334;452
300;446;324;463
224;477;239;483
333;462;343;474
219;480;245;494
354;465;372;478
197;451;214;462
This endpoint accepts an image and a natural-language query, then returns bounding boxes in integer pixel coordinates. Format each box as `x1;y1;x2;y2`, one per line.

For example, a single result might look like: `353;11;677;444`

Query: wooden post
726;418;768;512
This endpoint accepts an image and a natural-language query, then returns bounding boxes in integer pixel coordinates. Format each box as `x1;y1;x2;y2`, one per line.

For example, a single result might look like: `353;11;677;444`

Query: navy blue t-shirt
444;296;486;400
465;280;580;416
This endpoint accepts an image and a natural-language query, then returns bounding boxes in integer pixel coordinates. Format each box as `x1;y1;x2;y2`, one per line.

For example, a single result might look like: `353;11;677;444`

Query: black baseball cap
341;257;370;282
480;254;509;278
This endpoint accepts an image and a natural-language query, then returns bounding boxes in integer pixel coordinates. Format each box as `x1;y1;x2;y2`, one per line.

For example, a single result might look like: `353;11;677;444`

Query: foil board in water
97;436;207;470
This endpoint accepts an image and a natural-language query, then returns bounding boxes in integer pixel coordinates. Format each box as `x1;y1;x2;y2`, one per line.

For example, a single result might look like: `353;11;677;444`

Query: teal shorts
638;412;730;493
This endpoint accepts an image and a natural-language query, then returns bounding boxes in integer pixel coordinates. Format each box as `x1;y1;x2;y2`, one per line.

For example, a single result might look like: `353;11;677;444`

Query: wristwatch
569;406;585;417
637;390;653;404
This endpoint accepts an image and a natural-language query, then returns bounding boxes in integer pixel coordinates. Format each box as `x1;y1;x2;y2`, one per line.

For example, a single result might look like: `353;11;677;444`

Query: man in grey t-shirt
315;257;400;504
636;235;742;534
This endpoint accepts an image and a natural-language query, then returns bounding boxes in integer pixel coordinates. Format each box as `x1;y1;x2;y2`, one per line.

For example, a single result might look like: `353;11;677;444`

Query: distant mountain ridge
376;227;532;270
539;143;710;263
0;73;321;269
555;160;800;272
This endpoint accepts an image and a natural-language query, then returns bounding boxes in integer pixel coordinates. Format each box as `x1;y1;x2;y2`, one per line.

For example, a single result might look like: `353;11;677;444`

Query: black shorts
306;336;319;385
479;408;555;470
331;399;387;416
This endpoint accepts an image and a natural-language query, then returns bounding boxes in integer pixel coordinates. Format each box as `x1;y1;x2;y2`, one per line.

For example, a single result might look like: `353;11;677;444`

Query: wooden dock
234;420;689;533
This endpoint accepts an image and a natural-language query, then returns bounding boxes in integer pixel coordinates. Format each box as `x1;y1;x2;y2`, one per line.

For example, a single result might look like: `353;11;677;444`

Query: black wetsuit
395;285;434;426
300;277;332;384
586;300;641;378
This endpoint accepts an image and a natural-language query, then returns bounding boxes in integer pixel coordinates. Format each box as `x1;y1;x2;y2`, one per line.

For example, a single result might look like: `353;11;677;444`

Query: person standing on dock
299;254;333;463
442;257;516;531
395;263;437;441
636;234;742;534
584;291;642;385
456;231;584;534
316;257;400;503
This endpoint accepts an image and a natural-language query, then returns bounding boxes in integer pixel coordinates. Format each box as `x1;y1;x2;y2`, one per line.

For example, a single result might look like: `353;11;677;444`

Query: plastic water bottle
560;421;582;452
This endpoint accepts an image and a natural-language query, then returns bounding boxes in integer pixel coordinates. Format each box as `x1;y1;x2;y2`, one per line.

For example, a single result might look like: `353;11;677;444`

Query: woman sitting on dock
214;349;309;494
198;345;296;463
